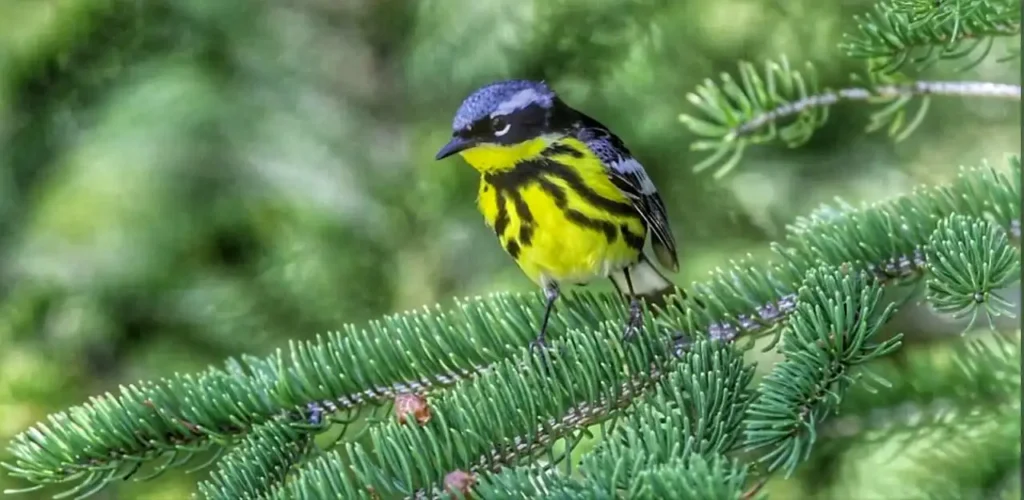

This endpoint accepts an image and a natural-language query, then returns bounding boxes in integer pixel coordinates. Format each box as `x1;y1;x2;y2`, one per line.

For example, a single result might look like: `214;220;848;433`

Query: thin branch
734;81;1021;137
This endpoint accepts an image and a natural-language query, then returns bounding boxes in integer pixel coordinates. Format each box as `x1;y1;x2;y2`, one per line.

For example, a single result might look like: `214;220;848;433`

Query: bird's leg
531;282;560;353
621;269;644;342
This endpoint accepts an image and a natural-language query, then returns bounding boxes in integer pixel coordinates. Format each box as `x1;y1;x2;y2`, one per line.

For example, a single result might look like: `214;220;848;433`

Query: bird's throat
458;136;555;174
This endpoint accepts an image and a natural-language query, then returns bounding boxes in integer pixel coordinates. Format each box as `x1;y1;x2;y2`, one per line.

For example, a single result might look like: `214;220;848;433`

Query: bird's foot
668;331;693;357
529;333;549;354
621;299;644;342
529;333;563;374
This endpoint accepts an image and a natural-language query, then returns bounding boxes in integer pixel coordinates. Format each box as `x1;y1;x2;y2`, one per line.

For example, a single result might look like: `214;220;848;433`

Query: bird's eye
492;117;512;137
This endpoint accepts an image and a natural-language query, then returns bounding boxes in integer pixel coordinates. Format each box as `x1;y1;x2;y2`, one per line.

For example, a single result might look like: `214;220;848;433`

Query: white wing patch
610;157;658;195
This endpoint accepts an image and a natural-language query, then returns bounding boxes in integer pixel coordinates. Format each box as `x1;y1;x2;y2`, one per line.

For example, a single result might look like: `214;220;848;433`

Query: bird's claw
529;334;561;374
668;331;693;357
529;334;549;354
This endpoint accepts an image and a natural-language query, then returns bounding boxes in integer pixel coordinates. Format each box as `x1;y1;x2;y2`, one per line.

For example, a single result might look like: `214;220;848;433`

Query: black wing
572;112;679;272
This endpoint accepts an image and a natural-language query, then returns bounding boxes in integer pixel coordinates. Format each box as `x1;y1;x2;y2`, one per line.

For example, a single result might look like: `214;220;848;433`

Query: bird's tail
610;254;698;308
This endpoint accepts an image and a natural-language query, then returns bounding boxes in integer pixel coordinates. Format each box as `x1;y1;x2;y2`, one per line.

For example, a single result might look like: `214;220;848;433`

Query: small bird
435;79;690;349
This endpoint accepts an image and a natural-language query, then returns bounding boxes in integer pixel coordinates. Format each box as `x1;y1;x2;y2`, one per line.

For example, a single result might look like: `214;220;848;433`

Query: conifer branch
842;0;1021;73
282;159;1016;498
3;158;1020;498
629;454;756;500
2;294;639;496
925;215;1021;330
197;421;311;500
822;334;1020;446
656;158;1020;348
275;325;673;499
680;0;1020;177
473;455;755;500
473;466;615;499
679;55;1021;177
733;81;1021;138
798;332;1020;497
579;339;756;495
1;1;1019;498
744;268;904;476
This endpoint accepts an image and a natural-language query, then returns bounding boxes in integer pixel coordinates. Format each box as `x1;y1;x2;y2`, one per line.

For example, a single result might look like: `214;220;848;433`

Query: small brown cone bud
394;393;431;426
444;470;476;498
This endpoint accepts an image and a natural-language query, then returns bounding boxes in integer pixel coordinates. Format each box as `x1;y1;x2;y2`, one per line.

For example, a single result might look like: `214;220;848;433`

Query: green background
0;0;1019;498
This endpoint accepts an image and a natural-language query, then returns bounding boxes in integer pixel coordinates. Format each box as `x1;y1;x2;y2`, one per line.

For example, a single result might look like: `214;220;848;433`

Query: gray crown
451;80;555;131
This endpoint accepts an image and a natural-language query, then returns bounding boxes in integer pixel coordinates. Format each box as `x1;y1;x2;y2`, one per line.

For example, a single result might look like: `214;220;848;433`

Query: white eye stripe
494;122;512;136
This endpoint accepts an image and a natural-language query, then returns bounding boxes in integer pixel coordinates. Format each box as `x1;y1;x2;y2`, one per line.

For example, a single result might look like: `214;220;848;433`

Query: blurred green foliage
0;0;1018;498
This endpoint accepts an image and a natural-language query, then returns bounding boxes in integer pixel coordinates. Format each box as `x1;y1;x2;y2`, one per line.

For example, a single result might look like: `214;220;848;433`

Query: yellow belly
476;151;647;286
468;136;648;286
508;183;642;285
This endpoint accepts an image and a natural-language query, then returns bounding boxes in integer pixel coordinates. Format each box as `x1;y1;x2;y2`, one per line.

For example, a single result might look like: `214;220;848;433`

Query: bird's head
435;80;564;162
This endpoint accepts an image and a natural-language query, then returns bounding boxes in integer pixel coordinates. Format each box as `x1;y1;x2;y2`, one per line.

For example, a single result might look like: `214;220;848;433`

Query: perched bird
435;79;690;349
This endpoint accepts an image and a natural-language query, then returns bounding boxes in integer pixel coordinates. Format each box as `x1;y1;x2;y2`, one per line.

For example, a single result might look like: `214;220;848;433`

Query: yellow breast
470;137;647;286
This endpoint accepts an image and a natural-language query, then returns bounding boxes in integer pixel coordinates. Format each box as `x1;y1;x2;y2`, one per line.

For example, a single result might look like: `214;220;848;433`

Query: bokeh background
0;0;1019;498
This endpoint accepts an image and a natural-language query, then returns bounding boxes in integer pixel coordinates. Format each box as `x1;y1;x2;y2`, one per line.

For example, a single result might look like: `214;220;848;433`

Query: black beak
435;136;475;160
